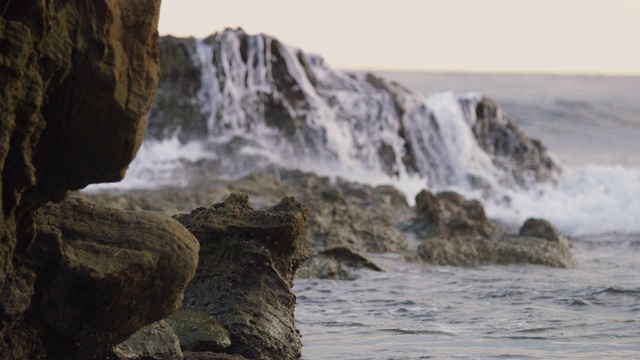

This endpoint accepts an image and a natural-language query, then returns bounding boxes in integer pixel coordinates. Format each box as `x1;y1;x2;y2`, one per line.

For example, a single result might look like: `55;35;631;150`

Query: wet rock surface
0;0;163;358
173;193;311;360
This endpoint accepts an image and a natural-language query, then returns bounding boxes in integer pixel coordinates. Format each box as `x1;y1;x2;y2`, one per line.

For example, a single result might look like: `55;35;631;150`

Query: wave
85;29;640;237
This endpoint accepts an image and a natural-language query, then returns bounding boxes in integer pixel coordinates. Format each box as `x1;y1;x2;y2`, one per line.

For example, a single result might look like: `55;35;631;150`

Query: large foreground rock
174;193;311;360
22;197;199;359
0;0;162;358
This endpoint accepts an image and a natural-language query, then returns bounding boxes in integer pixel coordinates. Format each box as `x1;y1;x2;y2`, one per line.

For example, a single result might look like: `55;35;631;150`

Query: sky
158;0;640;75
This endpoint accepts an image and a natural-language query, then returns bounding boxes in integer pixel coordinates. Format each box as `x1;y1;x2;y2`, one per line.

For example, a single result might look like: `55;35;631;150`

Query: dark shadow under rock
296;246;384;280
173;193;311;360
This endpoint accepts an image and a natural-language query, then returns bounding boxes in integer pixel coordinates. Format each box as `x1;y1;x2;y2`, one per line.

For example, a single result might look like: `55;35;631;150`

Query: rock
183;352;247;360
416;236;574;268
0;0;161;357
147;28;560;193
411;190;574;268
112;320;182;360
296;247;384;280
410;190;491;239
88;169;413;278
166;308;231;353
24;197;199;359
464;96;562;186
174;193;310;360
519;218;560;242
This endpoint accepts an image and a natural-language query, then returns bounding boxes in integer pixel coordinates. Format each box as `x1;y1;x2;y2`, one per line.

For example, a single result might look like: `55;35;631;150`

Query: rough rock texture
24;197;199;359
0;0;161;358
112;320;183;360
410;190;574;268
519;217;560;242
166;308;231;353
465;97;562;186
87;169;414;277
174;193;311;360
409;189;491;239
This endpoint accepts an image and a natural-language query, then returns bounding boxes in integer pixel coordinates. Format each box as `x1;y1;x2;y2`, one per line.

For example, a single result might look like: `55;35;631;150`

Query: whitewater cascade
146;28;559;197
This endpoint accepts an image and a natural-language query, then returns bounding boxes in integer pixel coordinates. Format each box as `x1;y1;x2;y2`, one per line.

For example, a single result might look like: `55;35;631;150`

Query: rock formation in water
0;1;202;359
87;168;413;279
173;193;311;360
147;28;560;192
410;190;574;268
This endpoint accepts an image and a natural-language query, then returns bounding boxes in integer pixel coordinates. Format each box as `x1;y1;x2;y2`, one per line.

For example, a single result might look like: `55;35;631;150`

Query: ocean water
292;73;640;359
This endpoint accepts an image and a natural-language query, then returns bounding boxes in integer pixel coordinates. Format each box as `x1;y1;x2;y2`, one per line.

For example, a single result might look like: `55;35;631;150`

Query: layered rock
410;190;574;267
173;193;311;360
0;1;193;358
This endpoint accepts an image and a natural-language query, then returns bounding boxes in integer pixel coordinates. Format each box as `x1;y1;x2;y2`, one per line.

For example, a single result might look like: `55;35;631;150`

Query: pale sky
158;0;640;75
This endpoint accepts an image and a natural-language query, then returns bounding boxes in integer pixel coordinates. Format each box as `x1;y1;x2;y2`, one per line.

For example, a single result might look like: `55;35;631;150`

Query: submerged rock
174;193;310;360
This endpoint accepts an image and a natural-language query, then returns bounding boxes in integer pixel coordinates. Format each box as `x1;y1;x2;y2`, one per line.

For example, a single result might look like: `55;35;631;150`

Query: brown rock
174;193;310;360
23;197;199;359
411;190;491;239
0;0;161;353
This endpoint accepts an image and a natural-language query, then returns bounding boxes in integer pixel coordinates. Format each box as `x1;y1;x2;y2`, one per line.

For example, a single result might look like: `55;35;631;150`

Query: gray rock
411;190;574;268
113;320;183;360
166;308;231;353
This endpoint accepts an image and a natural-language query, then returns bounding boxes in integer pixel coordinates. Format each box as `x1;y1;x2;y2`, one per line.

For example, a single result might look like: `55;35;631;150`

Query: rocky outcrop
410;190;574;267
0;1;193;358
87;169;414;278
146;28;560;193
173;193;311;360
463;97;561;186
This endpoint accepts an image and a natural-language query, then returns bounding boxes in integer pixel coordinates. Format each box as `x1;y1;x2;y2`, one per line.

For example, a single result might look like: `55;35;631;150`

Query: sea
88;72;640;359
295;72;640;359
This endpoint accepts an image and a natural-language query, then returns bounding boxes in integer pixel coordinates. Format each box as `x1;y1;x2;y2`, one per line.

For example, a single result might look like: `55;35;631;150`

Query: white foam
83;136;212;192
480;164;640;237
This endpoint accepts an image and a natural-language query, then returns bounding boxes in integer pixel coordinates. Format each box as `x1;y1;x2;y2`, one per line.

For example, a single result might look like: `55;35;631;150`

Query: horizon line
338;67;640;78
